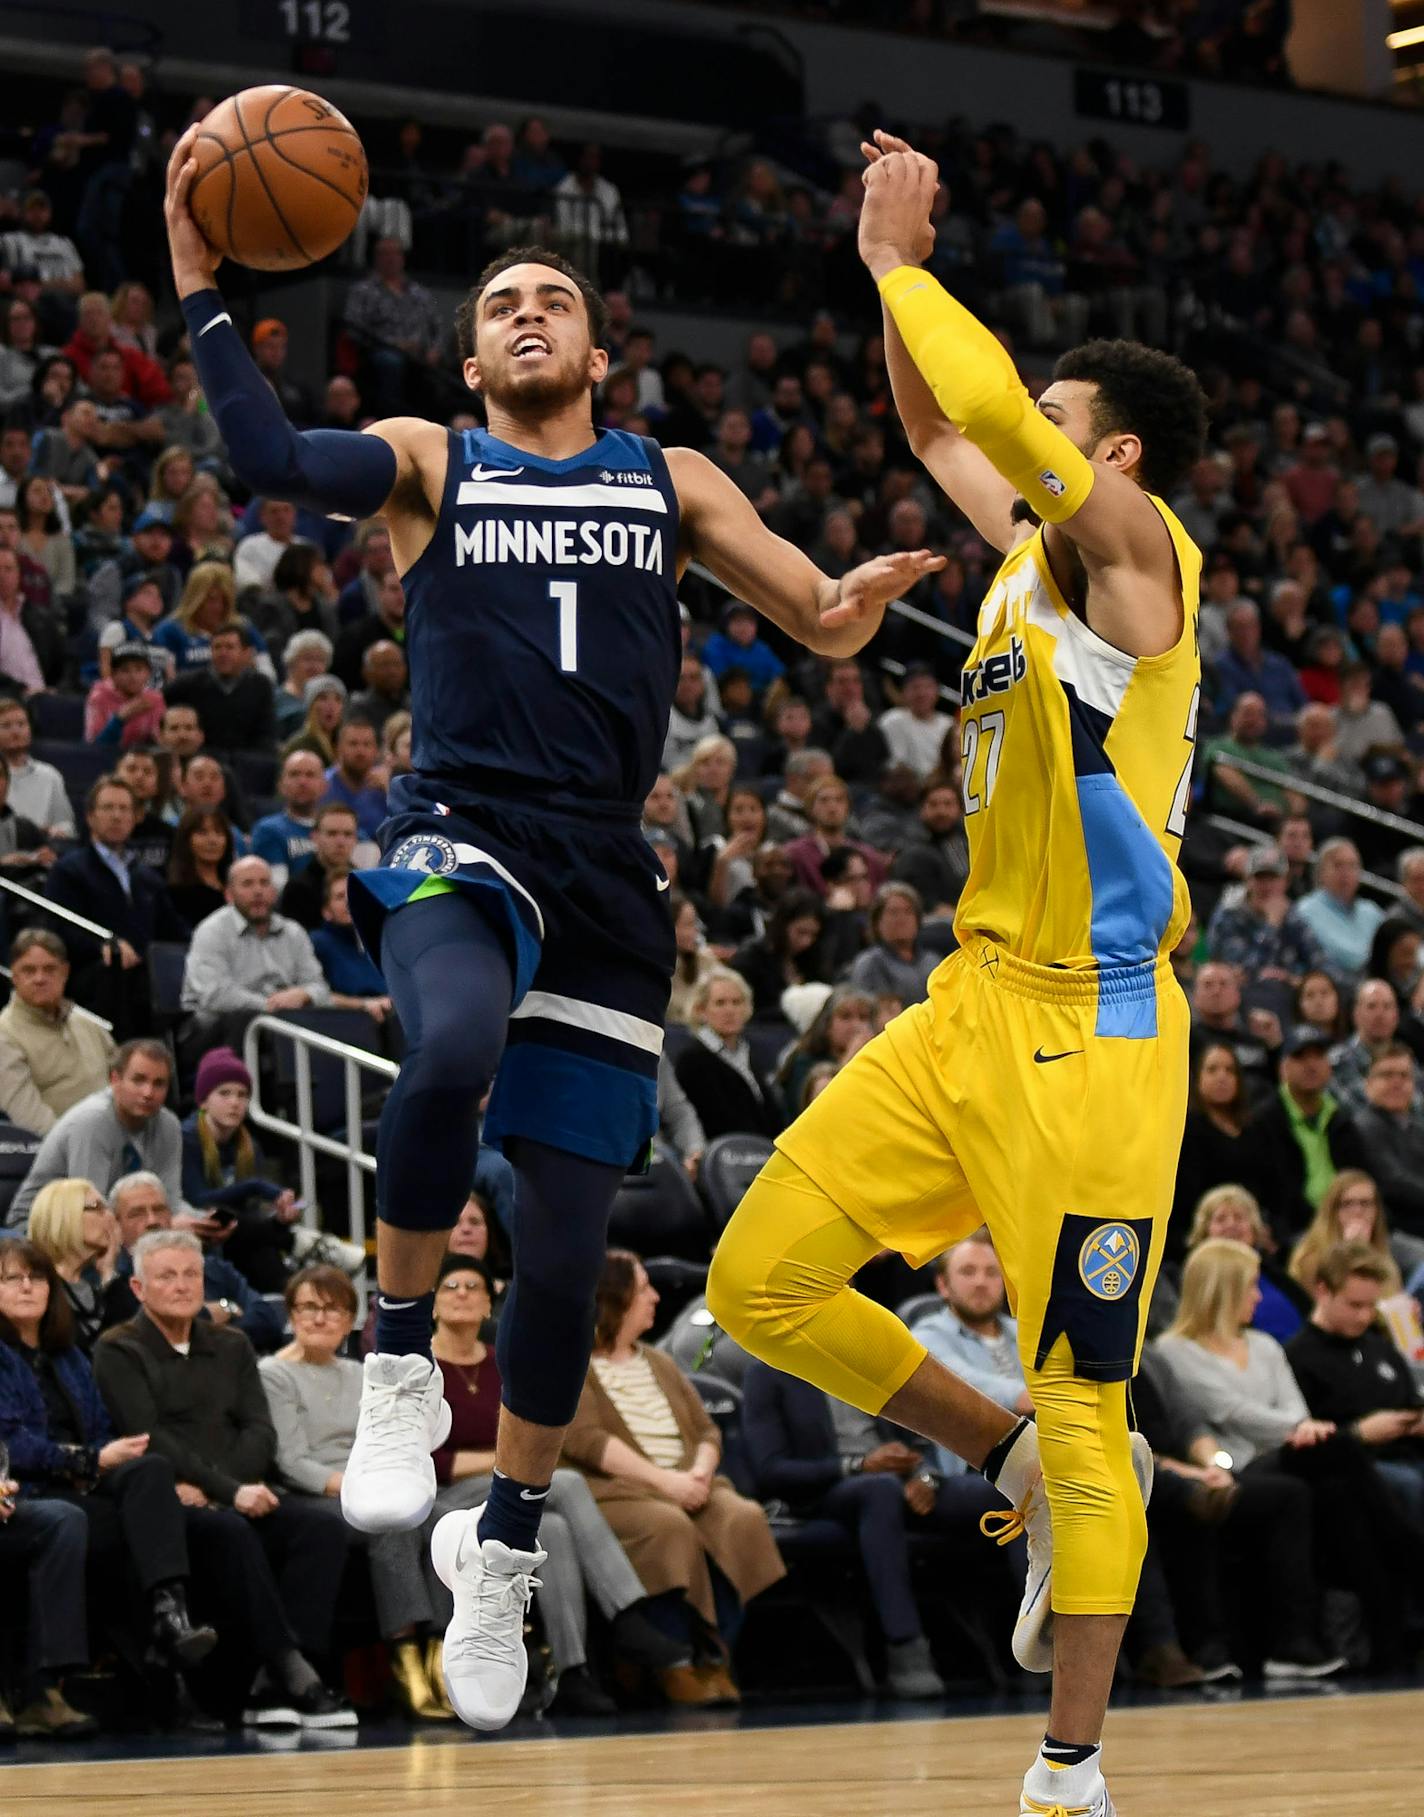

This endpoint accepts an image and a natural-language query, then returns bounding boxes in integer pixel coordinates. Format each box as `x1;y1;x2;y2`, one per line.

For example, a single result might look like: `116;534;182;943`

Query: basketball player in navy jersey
165;130;942;1728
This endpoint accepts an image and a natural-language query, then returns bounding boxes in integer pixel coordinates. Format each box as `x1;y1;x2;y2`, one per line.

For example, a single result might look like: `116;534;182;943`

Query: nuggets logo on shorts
1078;1223;1141;1302
387;834;459;876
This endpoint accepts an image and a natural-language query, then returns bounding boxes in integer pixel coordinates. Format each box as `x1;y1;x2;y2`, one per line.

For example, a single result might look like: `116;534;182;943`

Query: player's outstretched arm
163;126;438;532
667;447;944;658
863;135;1018;553
859;145;1171;580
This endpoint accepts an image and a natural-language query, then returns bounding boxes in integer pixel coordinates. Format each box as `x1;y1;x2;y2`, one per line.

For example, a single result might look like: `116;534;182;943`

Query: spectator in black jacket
1286;1242;1424;1524
94;1229;356;1727
1188;961;1281;1100
1347;1043;1424;1237
888;774;970;916
44;776;187;1038
1171;1043;1282;1256
331;568;404;691
809;659;889;784
673;968;780;1140
741;1361;1022;1698
731;888;830;1019
165;621;275;755
1249;1025;1368;1246
278;802;359;932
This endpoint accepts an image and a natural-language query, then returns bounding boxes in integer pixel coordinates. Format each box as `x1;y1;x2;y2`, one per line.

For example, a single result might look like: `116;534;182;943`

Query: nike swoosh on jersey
468;464;525;482
655;874;670;891
1033;1047;1083;1065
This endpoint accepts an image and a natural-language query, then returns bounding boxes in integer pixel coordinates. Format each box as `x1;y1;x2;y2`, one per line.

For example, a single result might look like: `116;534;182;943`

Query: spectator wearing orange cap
251;318;314;427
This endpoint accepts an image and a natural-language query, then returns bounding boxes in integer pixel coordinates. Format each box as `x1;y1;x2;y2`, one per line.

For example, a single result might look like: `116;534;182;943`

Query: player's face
1011;380;1140;521
469;264;608;412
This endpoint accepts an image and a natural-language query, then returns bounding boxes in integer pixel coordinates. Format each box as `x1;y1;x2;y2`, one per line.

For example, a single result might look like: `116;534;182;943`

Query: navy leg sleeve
376;893;514;1234
496;1138;627;1429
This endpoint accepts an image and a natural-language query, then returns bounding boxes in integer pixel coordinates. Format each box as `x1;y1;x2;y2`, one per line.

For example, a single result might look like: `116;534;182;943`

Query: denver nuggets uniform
348;425;680;1168
776;498;1201;1383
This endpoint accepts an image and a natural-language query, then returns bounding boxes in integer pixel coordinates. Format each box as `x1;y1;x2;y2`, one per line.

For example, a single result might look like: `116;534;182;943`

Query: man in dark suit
94;1228;354;1727
164;621;275;755
43;774;188;1038
741;1359;1020;1698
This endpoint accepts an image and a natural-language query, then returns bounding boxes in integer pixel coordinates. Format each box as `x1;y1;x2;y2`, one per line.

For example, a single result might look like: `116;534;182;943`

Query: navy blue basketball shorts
349;780;675;1171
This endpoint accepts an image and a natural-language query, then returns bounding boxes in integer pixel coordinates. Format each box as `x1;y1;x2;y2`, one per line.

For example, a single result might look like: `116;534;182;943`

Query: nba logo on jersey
1078;1223;1141;1301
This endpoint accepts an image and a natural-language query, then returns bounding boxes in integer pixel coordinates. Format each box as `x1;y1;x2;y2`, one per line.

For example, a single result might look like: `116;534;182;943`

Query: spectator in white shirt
554;143;629;249
0;697;74;836
877;666;952;780
180;855;330;1052
233;498;310;595
0;192;84;295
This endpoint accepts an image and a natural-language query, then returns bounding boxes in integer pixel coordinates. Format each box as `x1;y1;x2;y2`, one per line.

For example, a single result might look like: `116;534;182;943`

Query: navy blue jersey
399;425;681;811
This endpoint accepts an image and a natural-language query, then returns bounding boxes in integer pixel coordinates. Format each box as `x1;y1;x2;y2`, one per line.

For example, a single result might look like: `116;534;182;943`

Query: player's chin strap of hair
877;265;1095;525
180;287;398;520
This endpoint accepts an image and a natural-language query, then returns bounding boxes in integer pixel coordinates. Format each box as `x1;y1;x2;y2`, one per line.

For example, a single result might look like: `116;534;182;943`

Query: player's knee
401;1004;502;1103
1030;1369;1147;1575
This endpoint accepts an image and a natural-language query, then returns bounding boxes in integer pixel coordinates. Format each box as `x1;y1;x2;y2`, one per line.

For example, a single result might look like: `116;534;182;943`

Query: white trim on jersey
454;480;669;513
1027;593;1135;723
450;841;546;939
509;990;665;1056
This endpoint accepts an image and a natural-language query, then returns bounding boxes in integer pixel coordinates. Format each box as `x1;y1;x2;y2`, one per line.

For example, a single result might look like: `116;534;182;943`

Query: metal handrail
1198;811;1413;909
1204;749;1424;845
0;874;114;943
242;1014;396;1254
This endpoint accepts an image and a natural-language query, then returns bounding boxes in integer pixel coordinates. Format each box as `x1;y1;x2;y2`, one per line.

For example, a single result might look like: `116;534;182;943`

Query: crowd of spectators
4;34;1424;1744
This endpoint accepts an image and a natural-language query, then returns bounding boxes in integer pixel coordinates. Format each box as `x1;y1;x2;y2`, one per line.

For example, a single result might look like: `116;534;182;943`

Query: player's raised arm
163;126;438;538
667;447;944;658
864;136;1018;554
859;144;1171;581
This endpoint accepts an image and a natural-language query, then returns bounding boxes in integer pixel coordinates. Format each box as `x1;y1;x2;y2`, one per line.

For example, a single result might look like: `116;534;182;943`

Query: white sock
1023;1744;1103;1807
987;1416;1040;1507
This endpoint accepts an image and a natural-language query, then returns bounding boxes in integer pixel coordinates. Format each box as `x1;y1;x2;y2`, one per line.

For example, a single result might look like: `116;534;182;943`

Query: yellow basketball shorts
775;938;1189;1384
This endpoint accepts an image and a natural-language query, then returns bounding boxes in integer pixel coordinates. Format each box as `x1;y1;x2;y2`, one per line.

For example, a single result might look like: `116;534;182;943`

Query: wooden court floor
4;1690;1420;1816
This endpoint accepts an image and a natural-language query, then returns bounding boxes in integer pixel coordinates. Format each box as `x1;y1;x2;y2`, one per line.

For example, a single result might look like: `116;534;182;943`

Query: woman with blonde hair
674;967;780;1140
171;477;235;568
1183;1185;1310;1343
26;1179;117;1352
1289;1170;1405;1297
1155;1237;1421;1675
674;733;737;847
145;446;196;523
154;561;237;675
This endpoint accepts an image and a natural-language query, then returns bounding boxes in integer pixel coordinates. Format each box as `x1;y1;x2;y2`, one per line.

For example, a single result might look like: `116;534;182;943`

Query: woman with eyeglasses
377;1254;690;1719
25;1179;121;1354
0;1237;217;1731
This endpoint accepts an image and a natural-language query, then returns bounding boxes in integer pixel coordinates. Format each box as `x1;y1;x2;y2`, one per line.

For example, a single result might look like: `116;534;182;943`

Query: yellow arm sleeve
877;265;1095;522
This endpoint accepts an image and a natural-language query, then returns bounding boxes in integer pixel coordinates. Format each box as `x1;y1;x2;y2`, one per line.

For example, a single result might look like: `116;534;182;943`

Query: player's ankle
374;1290;436;1359
983;1415;1037;1502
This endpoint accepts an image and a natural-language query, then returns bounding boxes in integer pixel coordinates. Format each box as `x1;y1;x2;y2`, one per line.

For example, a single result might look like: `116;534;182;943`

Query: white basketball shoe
430;1506;545;1731
340;1353;452;1533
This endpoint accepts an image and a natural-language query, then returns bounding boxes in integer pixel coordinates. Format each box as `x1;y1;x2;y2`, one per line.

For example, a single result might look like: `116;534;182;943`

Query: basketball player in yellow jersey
709;135;1207;1817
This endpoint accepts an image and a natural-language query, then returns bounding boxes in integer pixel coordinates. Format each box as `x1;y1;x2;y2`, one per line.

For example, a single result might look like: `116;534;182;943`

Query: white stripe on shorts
509;990;664;1057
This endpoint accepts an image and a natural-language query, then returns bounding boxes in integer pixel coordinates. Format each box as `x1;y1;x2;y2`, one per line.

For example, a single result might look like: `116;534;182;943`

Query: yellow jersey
952;496;1201;997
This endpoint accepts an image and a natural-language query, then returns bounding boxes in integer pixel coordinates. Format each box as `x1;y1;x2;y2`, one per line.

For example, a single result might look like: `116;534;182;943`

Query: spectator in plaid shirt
1205;845;1322;987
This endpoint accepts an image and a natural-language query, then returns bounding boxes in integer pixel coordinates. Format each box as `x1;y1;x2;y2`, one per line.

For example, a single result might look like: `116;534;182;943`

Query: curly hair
1051;338;1208;499
455;245;610;362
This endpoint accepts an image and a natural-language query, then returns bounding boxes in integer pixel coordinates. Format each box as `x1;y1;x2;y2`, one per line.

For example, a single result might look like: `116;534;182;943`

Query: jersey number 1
548;580;578;672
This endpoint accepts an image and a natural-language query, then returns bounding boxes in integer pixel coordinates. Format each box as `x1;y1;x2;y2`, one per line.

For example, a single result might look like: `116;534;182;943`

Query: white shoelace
446;1567;541;1674
361;1379;433;1449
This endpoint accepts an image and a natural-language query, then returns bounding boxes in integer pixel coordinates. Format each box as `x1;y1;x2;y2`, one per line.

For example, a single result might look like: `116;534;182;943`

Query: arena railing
1203;749;1424;855
243;1012;396;1255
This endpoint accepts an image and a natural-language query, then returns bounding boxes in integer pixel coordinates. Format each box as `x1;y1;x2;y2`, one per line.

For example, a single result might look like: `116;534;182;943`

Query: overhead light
1388;23;1424;46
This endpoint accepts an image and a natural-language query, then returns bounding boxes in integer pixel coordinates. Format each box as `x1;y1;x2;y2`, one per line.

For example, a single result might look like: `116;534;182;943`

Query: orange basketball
188;86;368;272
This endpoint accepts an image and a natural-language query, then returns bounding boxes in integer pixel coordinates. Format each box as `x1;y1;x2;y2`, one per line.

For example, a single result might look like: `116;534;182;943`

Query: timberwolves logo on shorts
388;834;460;876
1078;1223;1141;1302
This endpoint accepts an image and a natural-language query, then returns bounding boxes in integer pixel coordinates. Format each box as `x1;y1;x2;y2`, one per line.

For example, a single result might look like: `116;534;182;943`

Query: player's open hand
164;123;223;293
858;133;939;274
821;548;947;633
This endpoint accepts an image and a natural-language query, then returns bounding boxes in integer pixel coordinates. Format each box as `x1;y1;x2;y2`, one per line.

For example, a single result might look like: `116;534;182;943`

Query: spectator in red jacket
63;292;169;411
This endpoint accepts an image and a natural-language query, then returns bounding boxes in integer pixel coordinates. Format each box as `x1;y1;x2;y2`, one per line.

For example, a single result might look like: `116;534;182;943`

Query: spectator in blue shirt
1294;838;1385;982
310;870;391;1005
1214;600;1307;724
250;748;326;885
699;601;786;702
322;716;386;841
914;1232;1030;1479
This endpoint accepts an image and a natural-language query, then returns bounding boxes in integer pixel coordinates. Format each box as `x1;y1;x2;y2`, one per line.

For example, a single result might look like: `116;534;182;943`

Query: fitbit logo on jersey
455;518;664;573
961;635;1027;706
